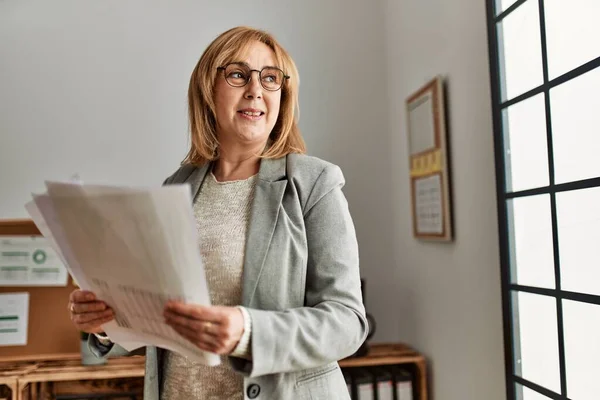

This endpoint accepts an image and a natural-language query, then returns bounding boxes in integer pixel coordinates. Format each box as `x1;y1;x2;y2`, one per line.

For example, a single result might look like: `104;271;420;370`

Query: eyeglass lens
223;64;284;91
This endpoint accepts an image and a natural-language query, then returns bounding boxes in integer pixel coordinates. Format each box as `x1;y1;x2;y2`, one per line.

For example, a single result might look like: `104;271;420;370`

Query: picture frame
406;76;453;241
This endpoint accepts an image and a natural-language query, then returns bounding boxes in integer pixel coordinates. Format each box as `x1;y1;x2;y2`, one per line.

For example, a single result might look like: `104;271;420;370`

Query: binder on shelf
349;367;374;400
383;365;414;400
369;367;394;400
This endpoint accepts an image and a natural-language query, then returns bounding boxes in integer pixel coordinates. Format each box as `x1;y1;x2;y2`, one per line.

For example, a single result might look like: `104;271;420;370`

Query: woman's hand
164;302;244;355
68;290;114;333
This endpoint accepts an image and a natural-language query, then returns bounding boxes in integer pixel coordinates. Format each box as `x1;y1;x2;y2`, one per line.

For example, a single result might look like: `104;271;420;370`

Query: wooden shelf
0;354;144;400
340;343;428;400
1;343;428;400
339;342;424;367
18;356;145;383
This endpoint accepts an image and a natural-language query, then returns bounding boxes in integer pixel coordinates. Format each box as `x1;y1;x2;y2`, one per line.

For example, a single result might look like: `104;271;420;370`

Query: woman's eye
263;75;276;82
229;72;245;79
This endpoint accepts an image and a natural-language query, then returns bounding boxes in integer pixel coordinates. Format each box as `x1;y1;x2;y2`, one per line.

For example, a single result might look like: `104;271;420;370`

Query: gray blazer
90;154;368;399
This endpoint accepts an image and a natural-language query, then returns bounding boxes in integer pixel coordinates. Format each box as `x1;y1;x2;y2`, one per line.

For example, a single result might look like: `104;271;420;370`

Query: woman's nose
244;71;263;99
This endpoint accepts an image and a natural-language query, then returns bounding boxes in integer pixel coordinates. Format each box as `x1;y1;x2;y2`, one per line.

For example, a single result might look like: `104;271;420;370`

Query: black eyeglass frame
216;63;290;91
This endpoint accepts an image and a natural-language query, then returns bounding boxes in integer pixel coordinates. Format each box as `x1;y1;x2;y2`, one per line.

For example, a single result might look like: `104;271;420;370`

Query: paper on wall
0;236;69;287
0;292;29;346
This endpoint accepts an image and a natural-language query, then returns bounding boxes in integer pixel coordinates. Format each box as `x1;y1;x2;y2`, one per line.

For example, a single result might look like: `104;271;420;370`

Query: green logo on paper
32;250;47;264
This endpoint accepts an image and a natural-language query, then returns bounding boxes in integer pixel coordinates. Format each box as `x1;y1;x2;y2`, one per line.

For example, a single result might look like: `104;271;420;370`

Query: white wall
365;0;507;399
0;0;388;222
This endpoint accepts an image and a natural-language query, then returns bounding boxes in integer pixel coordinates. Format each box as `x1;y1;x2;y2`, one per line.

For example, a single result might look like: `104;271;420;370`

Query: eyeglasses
217;62;289;91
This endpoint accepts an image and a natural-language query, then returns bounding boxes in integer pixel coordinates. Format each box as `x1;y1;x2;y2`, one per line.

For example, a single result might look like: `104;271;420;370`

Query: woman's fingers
69;289;109;314
164;301;222;323
164;303;245;354
68;289;114;333
164;311;219;337
167;322;222;352
77;312;115;333
72;308;114;325
70;289;96;303
70;300;107;314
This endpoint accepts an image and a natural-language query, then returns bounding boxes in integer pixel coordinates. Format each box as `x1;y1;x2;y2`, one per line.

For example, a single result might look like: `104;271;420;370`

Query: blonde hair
183;26;306;165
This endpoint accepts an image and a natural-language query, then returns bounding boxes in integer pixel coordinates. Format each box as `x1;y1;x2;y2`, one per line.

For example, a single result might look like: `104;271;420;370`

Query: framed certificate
406;76;453;241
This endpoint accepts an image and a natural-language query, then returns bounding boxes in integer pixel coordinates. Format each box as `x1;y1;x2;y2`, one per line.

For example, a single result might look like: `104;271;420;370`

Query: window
486;0;600;399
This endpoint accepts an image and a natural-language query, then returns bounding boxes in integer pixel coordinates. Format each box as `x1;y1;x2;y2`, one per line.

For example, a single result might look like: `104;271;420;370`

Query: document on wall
0;236;69;286
25;181;220;366
414;174;444;235
0;293;29;346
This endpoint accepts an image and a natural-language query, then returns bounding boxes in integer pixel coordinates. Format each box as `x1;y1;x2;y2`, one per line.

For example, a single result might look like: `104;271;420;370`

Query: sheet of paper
0;293;29;346
28;194;146;351
27;181;219;365
0;236;68;286
414;174;443;234
26;196;91;289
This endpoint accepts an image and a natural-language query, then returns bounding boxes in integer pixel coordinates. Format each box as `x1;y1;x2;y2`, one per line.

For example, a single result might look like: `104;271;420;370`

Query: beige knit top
160;171;257;400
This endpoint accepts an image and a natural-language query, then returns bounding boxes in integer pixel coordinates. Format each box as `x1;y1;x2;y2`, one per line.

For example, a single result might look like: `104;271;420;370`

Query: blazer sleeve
230;164;369;377
87;333;145;358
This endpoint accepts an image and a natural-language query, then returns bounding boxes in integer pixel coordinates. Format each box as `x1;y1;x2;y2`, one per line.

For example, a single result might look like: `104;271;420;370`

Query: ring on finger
203;321;212;333
69;303;76;313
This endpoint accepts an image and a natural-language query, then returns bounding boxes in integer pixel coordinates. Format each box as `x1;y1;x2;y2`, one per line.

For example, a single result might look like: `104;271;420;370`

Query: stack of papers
25;180;219;365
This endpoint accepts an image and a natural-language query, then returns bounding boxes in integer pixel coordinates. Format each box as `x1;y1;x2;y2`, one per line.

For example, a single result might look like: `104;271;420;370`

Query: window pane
497;0;521;14
503;94;549;192
563;300;600;400
498;0;544;100
507;195;555;288
512;291;561;392
556;187;600;296
551;67;600;184
545;0;600;79
516;384;553;400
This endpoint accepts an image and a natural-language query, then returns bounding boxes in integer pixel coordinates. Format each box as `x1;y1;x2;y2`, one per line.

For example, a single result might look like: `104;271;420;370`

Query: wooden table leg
29;383;37;400
38;382;51;400
415;359;428;400
16;381;29;400
9;383;18;400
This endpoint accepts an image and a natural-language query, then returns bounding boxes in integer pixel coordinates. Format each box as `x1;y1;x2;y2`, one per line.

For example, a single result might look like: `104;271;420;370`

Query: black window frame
485;0;600;399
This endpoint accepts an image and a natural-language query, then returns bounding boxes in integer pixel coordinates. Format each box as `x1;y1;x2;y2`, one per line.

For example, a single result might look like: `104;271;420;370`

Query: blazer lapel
242;156;288;305
186;163;211;202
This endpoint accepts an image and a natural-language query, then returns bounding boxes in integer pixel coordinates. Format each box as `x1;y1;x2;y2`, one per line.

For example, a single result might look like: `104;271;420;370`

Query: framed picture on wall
406;76;453;241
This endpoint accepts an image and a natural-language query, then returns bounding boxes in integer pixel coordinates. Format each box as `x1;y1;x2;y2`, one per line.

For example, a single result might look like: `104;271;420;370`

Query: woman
68;26;367;400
